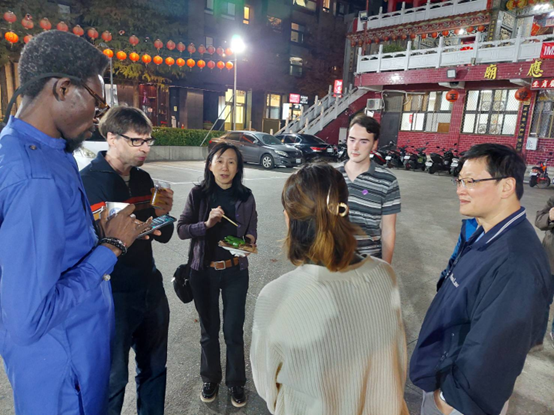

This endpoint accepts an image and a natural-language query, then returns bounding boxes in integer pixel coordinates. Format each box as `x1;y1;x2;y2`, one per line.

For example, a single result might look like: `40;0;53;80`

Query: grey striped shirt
338;162;401;258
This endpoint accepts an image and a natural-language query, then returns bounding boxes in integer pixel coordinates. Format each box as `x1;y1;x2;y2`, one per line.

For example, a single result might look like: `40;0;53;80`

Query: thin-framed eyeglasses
119;133;156;147
452;177;508;189
80;82;110;119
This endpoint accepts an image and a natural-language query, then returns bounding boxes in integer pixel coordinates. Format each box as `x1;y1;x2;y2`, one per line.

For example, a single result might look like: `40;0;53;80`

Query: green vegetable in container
224;236;246;248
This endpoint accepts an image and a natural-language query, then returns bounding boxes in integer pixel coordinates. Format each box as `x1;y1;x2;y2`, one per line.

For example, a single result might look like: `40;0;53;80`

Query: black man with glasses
410;144;553;415
81;106;174;415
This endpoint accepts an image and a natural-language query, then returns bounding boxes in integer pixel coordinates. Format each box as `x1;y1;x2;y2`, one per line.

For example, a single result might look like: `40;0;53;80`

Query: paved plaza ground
1;161;553;415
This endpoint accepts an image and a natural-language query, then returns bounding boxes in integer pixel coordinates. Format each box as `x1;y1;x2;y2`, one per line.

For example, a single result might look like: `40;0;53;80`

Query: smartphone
138;214;176;238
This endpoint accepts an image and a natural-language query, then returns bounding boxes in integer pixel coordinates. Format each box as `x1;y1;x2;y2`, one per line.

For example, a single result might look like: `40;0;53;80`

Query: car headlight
80;148;96;158
275;150;288;157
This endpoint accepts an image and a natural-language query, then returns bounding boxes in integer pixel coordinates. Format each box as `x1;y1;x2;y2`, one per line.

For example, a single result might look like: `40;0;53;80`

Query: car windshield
259;134;282;145
298;134;326;144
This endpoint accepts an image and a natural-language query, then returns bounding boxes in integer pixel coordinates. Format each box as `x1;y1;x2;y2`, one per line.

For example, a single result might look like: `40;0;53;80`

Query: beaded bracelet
99;237;128;256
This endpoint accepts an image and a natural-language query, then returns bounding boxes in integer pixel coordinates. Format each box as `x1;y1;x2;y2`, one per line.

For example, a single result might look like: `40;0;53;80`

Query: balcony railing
356;31;554;74
356;0;489;31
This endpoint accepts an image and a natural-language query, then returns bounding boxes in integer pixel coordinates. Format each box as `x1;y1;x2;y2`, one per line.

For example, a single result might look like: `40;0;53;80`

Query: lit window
401;91;453;133
266;94;281;119
323;0;331;13
244;6;251;24
463;89;519;135
293;0;317;12
267;16;283;32
290;57;303;77
291;23;306;44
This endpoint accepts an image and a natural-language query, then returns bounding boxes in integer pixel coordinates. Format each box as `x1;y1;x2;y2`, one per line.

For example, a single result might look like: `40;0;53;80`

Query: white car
74;131;108;170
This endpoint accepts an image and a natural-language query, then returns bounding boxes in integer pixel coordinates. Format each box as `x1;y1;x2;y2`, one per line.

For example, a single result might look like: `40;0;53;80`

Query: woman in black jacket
177;142;258;408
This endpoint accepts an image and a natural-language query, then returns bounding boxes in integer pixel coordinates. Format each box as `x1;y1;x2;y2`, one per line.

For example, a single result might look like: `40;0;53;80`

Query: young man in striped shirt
338;114;401;263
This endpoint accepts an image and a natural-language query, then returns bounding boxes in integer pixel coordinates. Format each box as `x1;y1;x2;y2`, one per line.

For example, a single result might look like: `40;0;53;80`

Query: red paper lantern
176;58;185;67
4;31;18;44
103;49;114;58
40;18;52;30
515;87;531;101
129;35;139;46
226;61;234;71
73;25;84;36
431;32;438;38
366;39;372;45
177;42;186;53
225;47;233;56
101;31;112;42
57;21;68;32
442;30;450;37
391;35;397;41
410;33;417;40
142;54;152;64
187;58;196;68
374;38;380;44
477;25;485;32
188;43;196;55
350;39;356;48
358;39;363;47
4;11;16;24
217;60;225;70
421;33;427;39
22;16;34;30
467;26;474;33
116;51;127;61
207;60;216;70
165;57;175;66
154;39;163;50
445;89;459;102
198;44;206;55
87;28;99;39
153;55;163;65
207;45;215;55
216;47;224;56
384;36;390;41
167;40;176;51
401;34;407;40
129;52;140;62
24;34;32;44
197;59;206;69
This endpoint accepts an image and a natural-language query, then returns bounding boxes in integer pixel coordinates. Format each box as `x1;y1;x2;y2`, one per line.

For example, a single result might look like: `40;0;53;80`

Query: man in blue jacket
410;143;553;415
0;31;151;415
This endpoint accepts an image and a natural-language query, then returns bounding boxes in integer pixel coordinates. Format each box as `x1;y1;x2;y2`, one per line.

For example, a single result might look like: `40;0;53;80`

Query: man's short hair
349;114;380;142
19;30;109;99
99;106;153;138
460;143;526;200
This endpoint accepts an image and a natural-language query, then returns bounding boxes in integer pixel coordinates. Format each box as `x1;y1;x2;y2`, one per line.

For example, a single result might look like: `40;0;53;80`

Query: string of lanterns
2;11;236;71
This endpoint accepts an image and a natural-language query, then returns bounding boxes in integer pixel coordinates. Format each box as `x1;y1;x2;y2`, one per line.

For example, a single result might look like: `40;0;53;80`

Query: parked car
74;129;108;170
275;133;336;161
209;131;304;169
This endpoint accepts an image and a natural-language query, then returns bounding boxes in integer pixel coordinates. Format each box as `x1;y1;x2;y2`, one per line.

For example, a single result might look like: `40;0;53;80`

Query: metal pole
233;56;237;130
109;57;114;107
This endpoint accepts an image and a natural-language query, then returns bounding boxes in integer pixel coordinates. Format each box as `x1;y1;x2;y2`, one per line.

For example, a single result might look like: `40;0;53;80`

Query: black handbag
172;245;194;304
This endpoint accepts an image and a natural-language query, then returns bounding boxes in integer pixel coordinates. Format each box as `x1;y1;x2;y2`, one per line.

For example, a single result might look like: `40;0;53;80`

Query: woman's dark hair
200;143;251;201
99;106;152;138
349;113;380;143
460;143;526;200
282;163;361;272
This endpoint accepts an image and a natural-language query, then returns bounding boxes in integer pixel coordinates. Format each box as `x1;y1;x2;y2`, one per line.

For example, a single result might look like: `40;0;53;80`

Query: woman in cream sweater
250;163;409;415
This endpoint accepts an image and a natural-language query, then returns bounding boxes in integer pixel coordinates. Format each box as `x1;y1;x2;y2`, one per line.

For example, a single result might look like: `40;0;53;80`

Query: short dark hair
460;143;526;200
99;106;152;138
19;30;109;99
349;113;380;142
200;143;251;202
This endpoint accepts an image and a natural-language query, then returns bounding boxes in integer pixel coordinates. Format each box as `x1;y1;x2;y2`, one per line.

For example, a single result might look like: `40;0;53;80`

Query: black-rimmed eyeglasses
119;133;156;147
452;177;508;189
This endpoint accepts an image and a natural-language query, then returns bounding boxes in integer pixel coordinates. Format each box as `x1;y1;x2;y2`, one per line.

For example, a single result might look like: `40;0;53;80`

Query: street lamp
230;35;246;130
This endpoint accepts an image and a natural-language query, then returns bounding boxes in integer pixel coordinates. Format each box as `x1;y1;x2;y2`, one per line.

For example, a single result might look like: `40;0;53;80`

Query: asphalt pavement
1;161;553;415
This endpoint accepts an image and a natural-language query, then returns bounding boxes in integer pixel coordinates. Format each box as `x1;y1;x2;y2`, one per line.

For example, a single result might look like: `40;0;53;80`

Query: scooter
385;144;409;169
426;146;456;175
450;150;461;176
530;153;552;188
405;144;428;171
337;144;348;161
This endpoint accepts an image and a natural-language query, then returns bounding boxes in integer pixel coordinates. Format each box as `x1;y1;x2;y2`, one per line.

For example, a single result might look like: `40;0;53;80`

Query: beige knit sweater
251;257;409;415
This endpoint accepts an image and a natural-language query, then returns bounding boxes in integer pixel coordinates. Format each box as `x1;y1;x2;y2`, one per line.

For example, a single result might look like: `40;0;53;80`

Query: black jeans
190;266;249;387
108;288;170;415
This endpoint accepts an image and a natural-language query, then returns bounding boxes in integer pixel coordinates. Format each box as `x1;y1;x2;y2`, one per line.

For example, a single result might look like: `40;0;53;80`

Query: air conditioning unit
366;98;382;111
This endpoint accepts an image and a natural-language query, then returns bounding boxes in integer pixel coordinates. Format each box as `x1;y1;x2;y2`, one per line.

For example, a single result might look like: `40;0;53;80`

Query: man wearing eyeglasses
0;31;152;415
410;143;553;415
81;106;174;415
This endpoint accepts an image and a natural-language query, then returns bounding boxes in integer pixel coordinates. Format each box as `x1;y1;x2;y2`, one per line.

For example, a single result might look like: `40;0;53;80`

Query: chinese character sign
484;64;497;80
528;60;543;78
531;78;554;89
334;79;343;95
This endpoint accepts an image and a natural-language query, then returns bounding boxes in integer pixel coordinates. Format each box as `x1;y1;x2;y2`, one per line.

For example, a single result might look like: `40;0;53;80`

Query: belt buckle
214;260;226;270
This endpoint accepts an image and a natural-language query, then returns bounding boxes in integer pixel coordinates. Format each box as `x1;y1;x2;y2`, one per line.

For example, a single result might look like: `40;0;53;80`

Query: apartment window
462;89;518;135
291;23;305;44
290;57;303;77
266;94;281;119
293;0;317;12
336;2;346;16
205;0;214;12
206;36;214;47
224;1;235;17
267;16;283;32
244;5;251;24
323;0;331;13
530;99;554;138
401;92;453;133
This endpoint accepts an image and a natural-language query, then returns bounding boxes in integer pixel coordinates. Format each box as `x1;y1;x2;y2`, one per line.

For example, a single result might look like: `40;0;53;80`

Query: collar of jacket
89;150;138;176
468;207;526;251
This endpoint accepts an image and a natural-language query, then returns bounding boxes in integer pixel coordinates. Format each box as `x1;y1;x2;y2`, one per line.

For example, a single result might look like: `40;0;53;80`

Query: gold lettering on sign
528;60;543;78
484;64;498;80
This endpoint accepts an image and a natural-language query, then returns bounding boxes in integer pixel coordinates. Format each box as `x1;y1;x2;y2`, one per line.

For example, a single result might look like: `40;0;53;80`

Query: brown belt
209;257;240;270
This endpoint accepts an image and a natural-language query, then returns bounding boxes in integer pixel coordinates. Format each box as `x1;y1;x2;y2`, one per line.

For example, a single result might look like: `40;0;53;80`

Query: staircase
277;85;368;136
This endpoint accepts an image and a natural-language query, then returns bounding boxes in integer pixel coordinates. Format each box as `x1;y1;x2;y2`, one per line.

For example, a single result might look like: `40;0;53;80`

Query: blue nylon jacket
0;117;117;414
410;208;553;415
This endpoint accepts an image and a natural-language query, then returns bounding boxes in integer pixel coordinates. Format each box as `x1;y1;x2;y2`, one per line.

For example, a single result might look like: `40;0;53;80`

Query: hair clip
327;188;349;217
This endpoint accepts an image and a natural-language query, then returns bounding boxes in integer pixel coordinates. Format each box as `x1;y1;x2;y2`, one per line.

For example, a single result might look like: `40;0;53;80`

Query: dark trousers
109;289;170;415
190;266;249;387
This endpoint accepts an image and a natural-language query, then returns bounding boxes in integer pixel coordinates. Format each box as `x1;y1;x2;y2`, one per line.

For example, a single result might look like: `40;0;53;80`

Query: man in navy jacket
410;144;553;415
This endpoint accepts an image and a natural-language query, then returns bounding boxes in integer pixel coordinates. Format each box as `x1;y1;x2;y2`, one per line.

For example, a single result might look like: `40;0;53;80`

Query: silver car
209;131;304;169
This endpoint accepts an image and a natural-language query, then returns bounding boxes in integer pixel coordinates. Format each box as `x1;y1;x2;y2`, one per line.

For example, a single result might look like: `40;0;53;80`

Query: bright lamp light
231;35;246;54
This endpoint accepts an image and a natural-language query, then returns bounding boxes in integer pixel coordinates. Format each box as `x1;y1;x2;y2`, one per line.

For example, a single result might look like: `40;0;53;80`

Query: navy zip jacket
410;208;553;415
81;151;174;294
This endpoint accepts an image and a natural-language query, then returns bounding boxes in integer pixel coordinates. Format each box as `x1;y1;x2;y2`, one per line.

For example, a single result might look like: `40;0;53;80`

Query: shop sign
540;42;554;59
531;78;554;89
333;79;343;95
300;95;309;105
527;59;544;78
484;64;497;80
289;93;300;104
516;102;531;153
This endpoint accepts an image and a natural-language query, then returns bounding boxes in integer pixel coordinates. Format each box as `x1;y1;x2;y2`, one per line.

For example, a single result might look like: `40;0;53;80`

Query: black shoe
229;386;247;408
200;382;219;403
